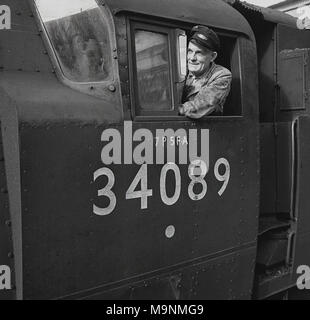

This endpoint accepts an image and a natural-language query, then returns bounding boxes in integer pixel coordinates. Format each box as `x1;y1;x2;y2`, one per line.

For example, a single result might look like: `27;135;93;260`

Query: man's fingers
178;105;185;115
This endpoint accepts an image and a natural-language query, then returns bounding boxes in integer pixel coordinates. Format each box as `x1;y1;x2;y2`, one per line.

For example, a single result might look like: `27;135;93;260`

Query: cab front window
34;0;112;83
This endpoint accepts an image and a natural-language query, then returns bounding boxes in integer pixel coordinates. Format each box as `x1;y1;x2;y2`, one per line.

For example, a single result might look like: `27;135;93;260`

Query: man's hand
178;105;186;115
179;104;196;117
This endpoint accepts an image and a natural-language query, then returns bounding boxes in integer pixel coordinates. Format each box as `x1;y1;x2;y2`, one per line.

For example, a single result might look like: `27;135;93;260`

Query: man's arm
180;71;232;119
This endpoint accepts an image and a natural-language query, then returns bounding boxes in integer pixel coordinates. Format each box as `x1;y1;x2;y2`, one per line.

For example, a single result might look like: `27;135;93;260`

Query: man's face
187;41;217;77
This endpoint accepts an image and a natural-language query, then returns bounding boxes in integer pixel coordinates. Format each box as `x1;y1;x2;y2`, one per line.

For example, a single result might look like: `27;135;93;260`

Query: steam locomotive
1;0;310;299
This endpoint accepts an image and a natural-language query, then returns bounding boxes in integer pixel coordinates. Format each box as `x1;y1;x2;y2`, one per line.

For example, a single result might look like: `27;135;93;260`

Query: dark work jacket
182;63;232;118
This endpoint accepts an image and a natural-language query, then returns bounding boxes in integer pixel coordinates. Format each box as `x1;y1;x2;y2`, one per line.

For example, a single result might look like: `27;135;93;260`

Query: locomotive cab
0;0;260;300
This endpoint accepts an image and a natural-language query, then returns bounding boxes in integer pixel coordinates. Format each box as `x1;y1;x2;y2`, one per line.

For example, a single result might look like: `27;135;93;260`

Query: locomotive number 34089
93;159;230;216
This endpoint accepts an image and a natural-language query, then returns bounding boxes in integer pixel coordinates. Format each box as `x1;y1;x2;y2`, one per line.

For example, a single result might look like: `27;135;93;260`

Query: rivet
108;85;116;92
5;220;11;227
165;225;175;239
8;252;14;259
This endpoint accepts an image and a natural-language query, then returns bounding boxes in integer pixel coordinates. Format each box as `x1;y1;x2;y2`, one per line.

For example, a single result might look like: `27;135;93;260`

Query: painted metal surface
8;0;310;300
1;0;260;300
234;0;310;299
293;116;310;280
230;0;297;27
0;127;15;300
106;0;252;36
260;124;277;214
278;50;309;111
20;118;258;299
0;0;51;73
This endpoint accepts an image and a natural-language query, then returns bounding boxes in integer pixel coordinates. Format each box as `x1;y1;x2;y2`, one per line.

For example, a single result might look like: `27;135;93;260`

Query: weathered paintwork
106;0;253;36
2;0;309;300
233;0;310;299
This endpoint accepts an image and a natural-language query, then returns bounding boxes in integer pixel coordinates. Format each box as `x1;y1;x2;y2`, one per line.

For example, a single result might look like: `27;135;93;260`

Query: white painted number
126;164;153;209
188;159;207;201
214;158;230;196
160;163;181;206
94;158;231;215
93;168;116;216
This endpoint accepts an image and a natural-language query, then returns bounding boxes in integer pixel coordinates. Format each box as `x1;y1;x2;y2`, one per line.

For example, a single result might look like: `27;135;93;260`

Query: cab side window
135;30;172;112
34;0;112;83
131;23;179;117
130;20;241;119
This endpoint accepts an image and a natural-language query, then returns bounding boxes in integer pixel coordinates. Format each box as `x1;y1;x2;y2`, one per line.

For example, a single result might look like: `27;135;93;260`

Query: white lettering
297;265;310;289
0;265;11;290
0;5;11;30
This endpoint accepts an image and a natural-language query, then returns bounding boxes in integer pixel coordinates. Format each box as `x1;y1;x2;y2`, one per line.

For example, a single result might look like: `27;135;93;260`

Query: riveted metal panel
276;122;294;215
0;0;260;300
260;123;277;214
105;0;252;36
278;24;310;52
0;127;15;300
190;248;257;300
291;116;310;288
295;116;310;235
278;50;309;111
0;0;51;73
65;248;256;300
20;119;259;300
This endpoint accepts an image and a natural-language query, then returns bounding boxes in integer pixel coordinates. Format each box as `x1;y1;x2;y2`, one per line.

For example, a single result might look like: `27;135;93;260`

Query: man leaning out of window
179;25;232;119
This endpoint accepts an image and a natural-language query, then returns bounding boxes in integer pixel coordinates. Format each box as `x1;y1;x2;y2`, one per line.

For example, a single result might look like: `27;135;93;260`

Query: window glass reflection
35;0;112;82
135;30;172;111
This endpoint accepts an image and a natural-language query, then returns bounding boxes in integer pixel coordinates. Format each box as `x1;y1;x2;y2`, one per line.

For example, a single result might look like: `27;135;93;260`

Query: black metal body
0;0;308;300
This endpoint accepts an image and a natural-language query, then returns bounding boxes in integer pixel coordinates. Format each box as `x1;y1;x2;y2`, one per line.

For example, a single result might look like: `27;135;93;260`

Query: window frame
128;17;244;122
30;0;120;98
130;21;179;118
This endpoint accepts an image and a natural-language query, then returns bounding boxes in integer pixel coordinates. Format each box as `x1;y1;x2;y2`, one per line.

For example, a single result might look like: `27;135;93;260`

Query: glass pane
135;30;172;111
178;34;187;77
34;0;112;82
